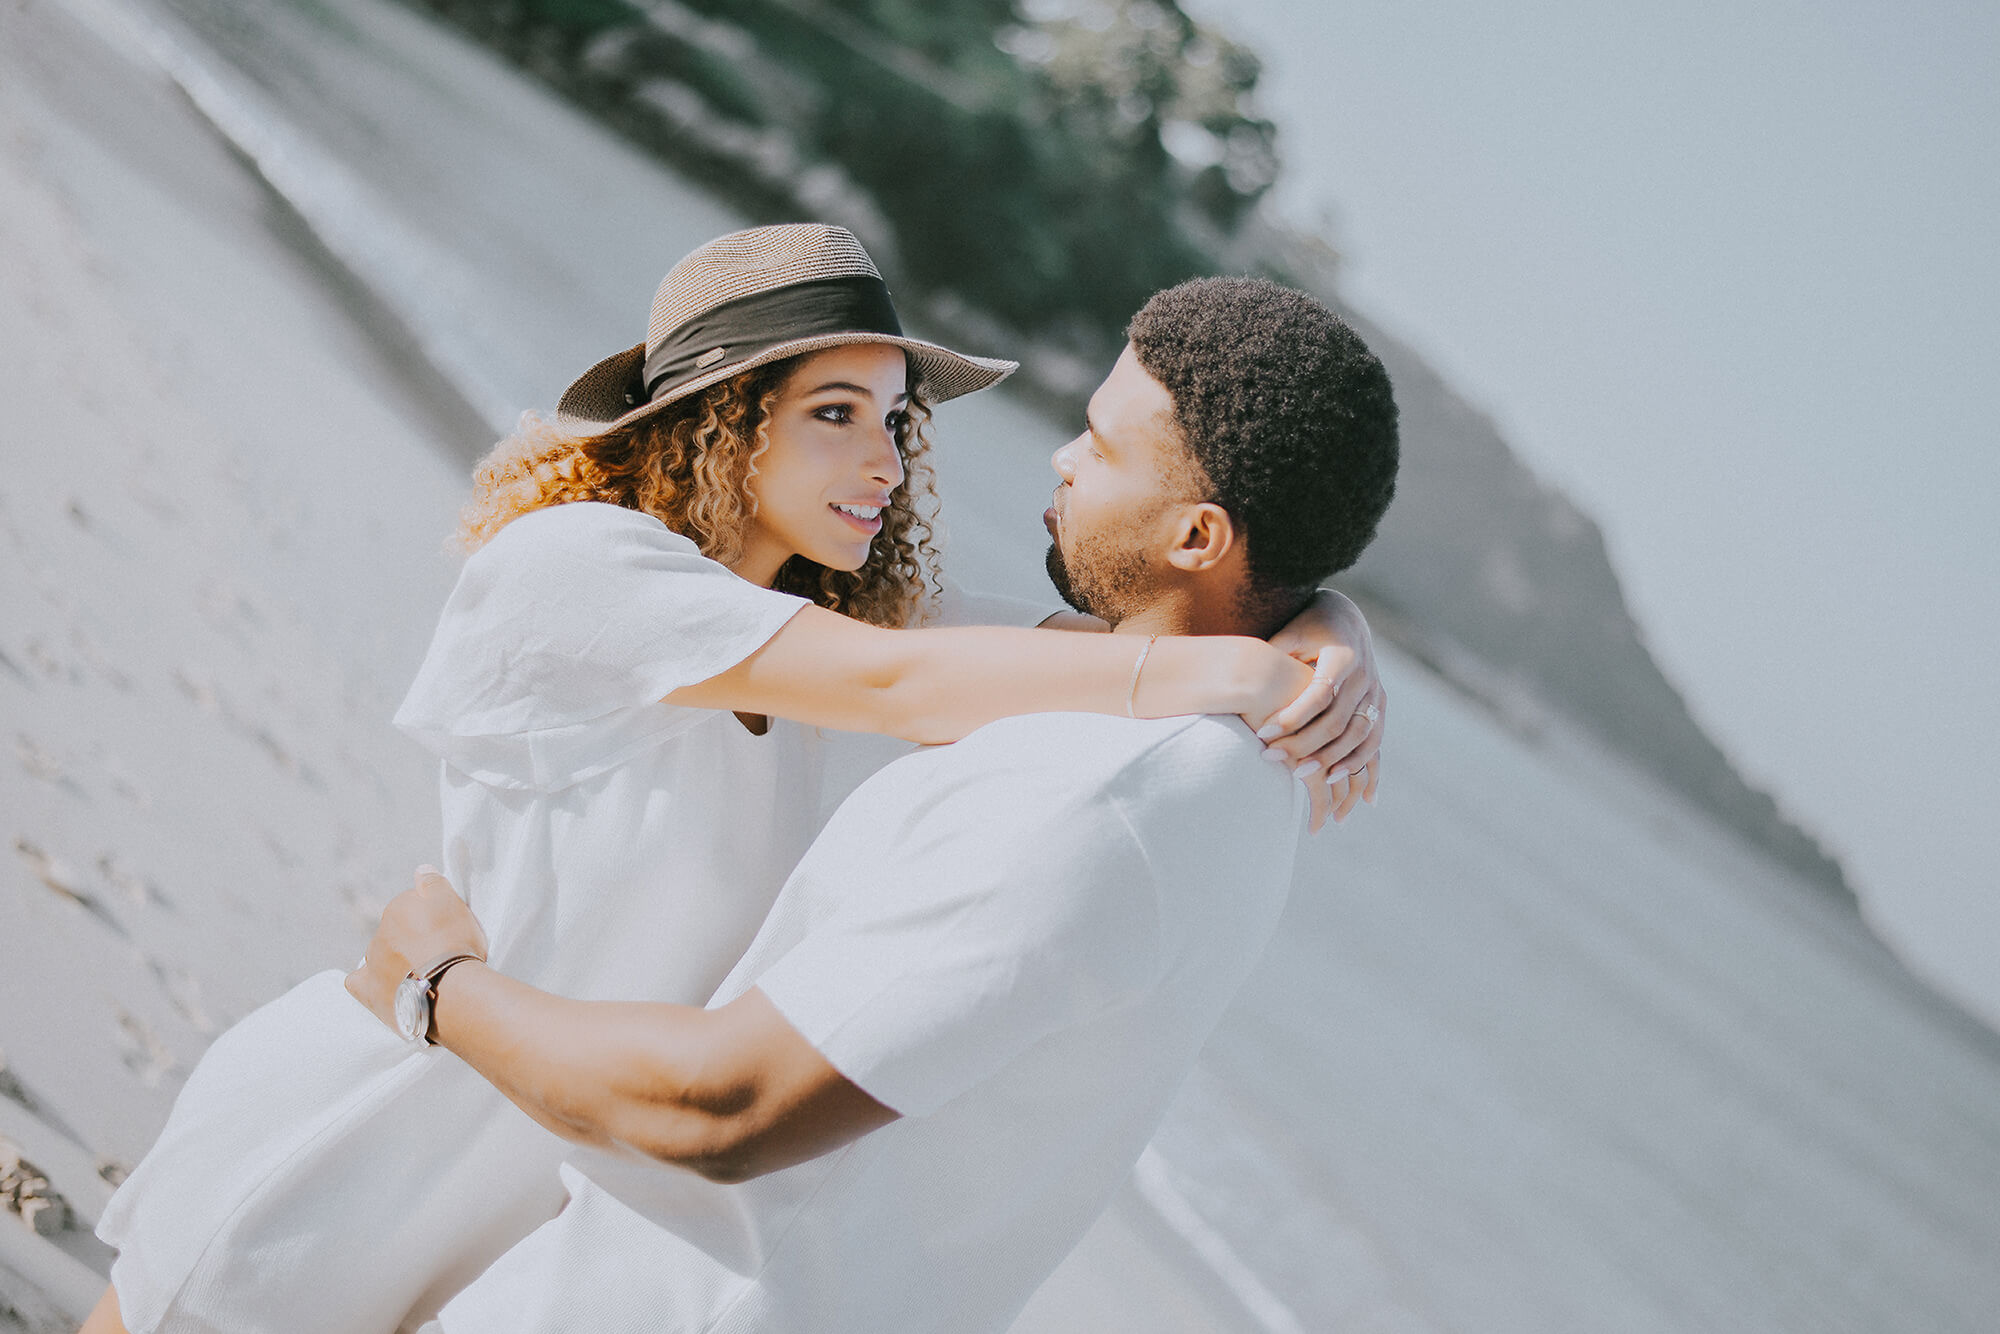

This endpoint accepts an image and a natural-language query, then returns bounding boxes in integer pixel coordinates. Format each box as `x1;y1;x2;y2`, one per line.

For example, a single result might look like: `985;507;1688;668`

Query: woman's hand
1256;590;1387;831
345;867;489;1031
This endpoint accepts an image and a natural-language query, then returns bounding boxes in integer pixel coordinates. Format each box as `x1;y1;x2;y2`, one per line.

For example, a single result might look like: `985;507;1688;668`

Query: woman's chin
802;542;872;574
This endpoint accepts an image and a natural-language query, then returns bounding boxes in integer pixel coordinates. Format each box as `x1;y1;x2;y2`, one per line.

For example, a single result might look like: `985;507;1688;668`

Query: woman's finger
1304;768;1334;833
1331;759;1367;823
1286;678;1378;770
1263;672;1368;763
1305;687;1384;772
1324;763;1356;825
1257;646;1343;743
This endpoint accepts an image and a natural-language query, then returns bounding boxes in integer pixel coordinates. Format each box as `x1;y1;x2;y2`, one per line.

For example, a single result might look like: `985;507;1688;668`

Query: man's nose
1052;437;1080;481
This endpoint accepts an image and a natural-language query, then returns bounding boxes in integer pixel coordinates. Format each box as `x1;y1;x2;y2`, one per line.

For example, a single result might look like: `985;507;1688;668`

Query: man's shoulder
948;711;1263;780
941;712;1293;832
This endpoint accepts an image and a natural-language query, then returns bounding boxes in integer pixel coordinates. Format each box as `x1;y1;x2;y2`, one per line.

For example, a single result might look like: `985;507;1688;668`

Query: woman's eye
885;410;909;432
814;404;854;425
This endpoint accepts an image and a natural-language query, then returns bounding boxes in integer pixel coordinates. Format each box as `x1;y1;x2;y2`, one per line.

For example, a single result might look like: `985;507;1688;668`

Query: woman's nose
871;423;905;487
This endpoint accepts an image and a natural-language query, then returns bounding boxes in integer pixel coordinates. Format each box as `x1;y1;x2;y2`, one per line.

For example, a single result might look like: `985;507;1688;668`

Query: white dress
97;502;832;1333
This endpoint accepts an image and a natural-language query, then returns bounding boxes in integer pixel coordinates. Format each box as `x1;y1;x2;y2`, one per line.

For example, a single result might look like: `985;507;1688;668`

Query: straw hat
556;223;1018;432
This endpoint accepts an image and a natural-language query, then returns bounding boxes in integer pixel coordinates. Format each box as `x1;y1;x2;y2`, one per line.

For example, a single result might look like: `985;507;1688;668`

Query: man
350;275;1399;1332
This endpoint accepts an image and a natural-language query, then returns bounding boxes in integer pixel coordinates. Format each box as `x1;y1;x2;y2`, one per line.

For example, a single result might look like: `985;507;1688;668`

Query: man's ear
1164;501;1238;573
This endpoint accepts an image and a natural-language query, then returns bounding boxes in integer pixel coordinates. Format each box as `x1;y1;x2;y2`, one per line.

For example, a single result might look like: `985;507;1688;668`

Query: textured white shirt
440;708;1305;1334
101;501;1050;1333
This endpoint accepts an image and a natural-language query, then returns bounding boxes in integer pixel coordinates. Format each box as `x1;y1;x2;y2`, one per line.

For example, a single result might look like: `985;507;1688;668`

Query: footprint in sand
145;959;215;1035
98;756;154;811
97;852;172;911
23;634;79;684
0;1049;36;1112
172;667;325;788
0;1050;86;1149
69;623;133;692
14;733;88;799
112;1009;178;1089
11;835;126;937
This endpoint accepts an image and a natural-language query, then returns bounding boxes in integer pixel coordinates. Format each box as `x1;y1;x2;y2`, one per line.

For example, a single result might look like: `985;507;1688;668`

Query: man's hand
345;867;489;1032
1258;589;1387;832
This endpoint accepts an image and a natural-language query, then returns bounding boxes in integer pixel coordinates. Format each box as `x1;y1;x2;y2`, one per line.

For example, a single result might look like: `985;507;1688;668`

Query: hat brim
555;332;1018;434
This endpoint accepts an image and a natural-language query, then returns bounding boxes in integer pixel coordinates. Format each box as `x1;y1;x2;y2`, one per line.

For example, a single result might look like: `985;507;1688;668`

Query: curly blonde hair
458;357;942;627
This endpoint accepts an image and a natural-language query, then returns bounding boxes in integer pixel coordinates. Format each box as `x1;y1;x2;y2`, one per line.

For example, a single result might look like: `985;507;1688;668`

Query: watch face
394;976;428;1043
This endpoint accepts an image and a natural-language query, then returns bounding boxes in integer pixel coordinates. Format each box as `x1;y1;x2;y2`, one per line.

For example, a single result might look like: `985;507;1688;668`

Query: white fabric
99;502;820;1333
441;710;1305;1334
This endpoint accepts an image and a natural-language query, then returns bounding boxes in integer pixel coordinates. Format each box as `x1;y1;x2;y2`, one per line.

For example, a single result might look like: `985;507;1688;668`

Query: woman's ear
1164;502;1238;574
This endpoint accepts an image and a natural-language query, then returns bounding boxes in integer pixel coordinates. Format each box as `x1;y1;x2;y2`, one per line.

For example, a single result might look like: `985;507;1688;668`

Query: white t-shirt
100;500;1052;1334
396;500;1045;1001
439;708;1305;1334
393;500;823;1001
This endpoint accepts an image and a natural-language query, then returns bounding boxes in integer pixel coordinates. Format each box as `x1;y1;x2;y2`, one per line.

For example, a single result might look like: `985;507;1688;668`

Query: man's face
1044;345;1201;623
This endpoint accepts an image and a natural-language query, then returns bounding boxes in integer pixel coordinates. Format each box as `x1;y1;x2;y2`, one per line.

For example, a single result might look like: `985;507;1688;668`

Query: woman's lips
832;504;884;536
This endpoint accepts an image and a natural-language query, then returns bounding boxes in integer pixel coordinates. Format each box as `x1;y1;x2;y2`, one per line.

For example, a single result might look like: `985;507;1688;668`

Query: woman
86;224;1381;1333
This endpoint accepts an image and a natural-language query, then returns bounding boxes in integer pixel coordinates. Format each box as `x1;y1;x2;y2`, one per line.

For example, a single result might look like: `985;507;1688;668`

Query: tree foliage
413;0;1282;356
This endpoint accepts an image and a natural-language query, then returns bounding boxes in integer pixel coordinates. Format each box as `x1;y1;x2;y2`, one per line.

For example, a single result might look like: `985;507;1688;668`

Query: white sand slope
5;0;2000;1330
0;0;469;1318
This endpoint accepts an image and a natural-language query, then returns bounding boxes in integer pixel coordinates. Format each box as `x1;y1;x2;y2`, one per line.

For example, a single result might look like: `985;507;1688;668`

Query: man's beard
1045;534;1152;625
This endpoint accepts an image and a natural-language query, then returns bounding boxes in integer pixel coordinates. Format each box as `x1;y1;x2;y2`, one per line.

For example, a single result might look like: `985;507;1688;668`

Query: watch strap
413;952;483;1045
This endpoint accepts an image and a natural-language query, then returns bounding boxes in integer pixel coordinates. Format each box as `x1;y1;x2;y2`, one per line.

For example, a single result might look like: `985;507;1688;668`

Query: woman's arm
1020;589;1387;833
1260;589;1388;828
666;606;1314;746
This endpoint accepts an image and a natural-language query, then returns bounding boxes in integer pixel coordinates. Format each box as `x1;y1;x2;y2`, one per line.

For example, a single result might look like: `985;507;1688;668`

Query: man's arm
346;873;896;1183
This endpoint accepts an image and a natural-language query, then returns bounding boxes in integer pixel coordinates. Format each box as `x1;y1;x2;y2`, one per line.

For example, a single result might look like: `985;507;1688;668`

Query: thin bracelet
1125;634;1158;718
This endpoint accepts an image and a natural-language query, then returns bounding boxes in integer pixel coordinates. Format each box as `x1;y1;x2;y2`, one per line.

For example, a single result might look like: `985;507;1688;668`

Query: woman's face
737;343;911;585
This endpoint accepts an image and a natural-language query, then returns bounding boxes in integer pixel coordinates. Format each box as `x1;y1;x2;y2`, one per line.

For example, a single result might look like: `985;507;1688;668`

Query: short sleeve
751;775;1164;1118
393;503;806;791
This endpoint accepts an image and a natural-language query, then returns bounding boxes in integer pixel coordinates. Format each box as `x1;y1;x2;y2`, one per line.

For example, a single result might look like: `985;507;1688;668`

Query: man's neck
1107;588;1260;640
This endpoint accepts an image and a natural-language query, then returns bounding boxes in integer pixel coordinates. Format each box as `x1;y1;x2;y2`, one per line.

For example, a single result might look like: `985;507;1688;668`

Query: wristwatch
394;952;484;1045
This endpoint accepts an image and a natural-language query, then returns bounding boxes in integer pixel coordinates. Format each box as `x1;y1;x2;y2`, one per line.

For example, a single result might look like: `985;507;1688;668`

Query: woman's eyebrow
802;380;886;399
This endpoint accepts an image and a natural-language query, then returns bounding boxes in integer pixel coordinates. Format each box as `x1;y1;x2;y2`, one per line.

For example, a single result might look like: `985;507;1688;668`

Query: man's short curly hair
1128;276;1398;596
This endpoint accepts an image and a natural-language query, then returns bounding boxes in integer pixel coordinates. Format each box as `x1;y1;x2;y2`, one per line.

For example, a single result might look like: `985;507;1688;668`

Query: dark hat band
641;274;904;403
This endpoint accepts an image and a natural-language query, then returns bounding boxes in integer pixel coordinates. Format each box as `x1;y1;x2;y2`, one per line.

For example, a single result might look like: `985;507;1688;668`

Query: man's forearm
426;964;894;1181
431;962;747;1172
